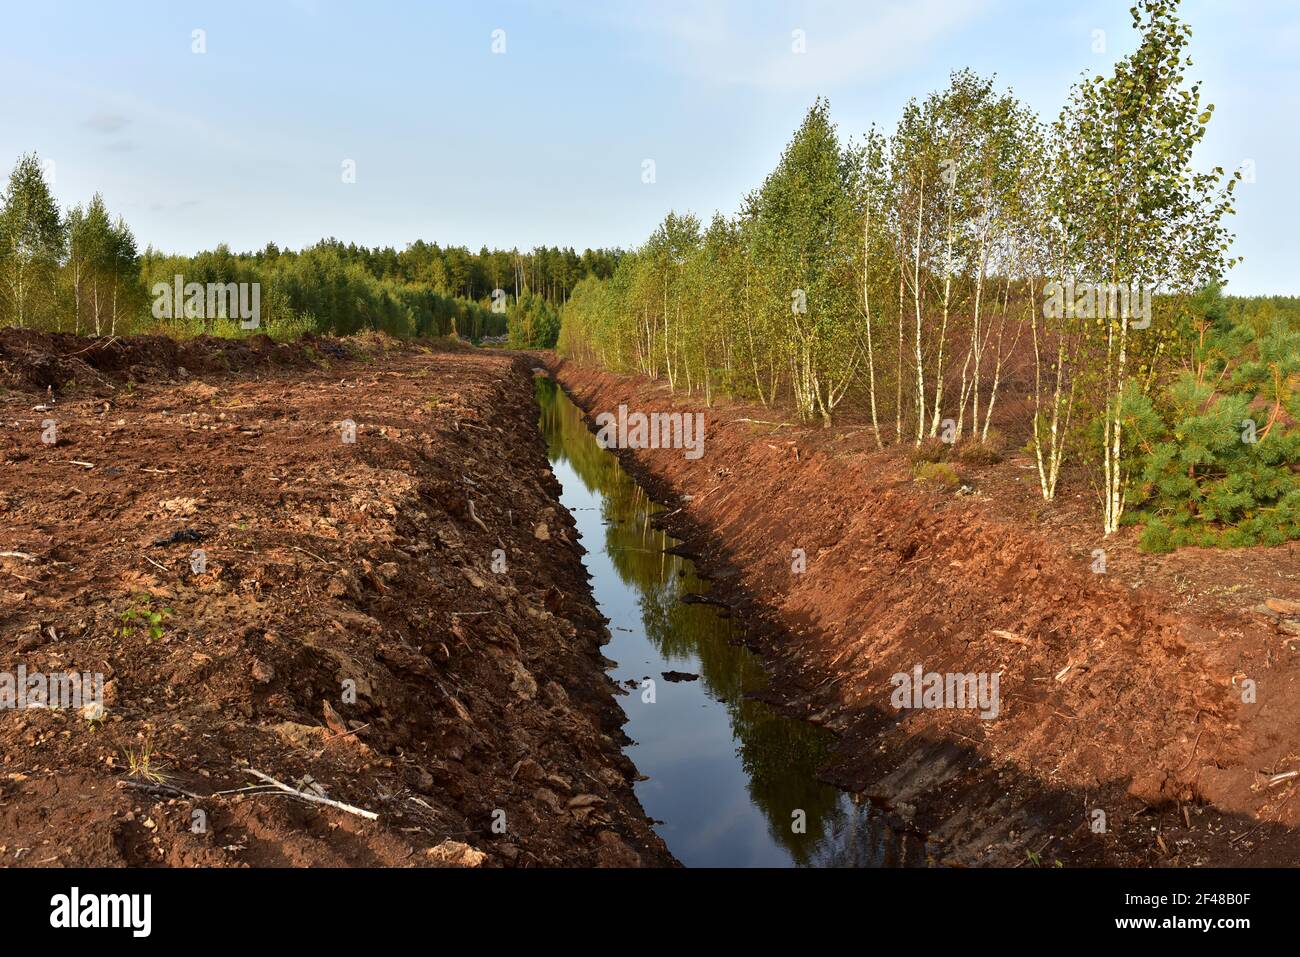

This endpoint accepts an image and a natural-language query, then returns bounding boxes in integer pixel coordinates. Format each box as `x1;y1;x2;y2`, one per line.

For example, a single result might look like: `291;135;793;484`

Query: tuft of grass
913;461;960;489
909;438;950;465
956;441;1003;466
980;427;1007;453
123;738;165;784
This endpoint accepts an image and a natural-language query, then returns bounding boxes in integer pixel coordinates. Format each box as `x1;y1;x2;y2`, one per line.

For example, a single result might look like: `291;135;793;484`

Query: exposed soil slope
0;331;670;867
550;357;1300;867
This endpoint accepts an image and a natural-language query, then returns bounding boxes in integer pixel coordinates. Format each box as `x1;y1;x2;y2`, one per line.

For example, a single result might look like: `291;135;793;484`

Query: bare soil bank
549;356;1300;867
0;330;670;867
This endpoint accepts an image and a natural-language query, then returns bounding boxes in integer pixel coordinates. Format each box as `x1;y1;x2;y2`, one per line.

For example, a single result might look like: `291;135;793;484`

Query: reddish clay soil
550;357;1300;867
0;329;671;867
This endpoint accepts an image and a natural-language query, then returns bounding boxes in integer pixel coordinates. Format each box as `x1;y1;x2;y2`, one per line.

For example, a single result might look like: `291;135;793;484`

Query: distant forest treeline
0;159;618;344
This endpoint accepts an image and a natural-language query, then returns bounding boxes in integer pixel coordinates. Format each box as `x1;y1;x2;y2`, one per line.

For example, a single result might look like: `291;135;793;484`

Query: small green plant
123;737;165;784
119;594;173;642
913;461;960;489
267;310;316;343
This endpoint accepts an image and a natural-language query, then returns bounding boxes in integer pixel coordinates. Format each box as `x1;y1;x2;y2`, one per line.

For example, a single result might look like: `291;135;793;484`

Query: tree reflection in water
536;375;925;867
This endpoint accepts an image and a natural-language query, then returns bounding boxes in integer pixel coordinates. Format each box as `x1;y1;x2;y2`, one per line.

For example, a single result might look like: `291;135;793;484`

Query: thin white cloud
604;0;992;91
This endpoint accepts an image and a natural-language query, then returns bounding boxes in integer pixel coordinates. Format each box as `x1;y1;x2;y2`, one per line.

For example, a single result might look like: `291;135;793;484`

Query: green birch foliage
746;98;862;424
0;153;65;328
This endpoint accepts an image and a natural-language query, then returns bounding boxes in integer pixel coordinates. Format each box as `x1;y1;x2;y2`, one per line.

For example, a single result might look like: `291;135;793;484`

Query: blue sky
1;0;1296;293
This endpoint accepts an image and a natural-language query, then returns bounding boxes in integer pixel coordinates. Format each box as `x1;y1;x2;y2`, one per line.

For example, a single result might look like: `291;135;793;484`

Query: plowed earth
551;357;1300;867
0;330;670;867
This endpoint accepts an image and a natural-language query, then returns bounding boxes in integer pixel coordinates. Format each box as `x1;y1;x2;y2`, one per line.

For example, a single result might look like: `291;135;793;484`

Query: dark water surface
536;375;925;867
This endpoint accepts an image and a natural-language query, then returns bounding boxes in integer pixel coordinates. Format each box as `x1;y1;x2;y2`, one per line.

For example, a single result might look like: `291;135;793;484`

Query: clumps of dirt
0;328;420;396
0;340;671;867
550;356;1300;867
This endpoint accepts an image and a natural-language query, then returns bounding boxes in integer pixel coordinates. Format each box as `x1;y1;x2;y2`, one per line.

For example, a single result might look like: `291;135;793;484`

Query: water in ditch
535;374;927;867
